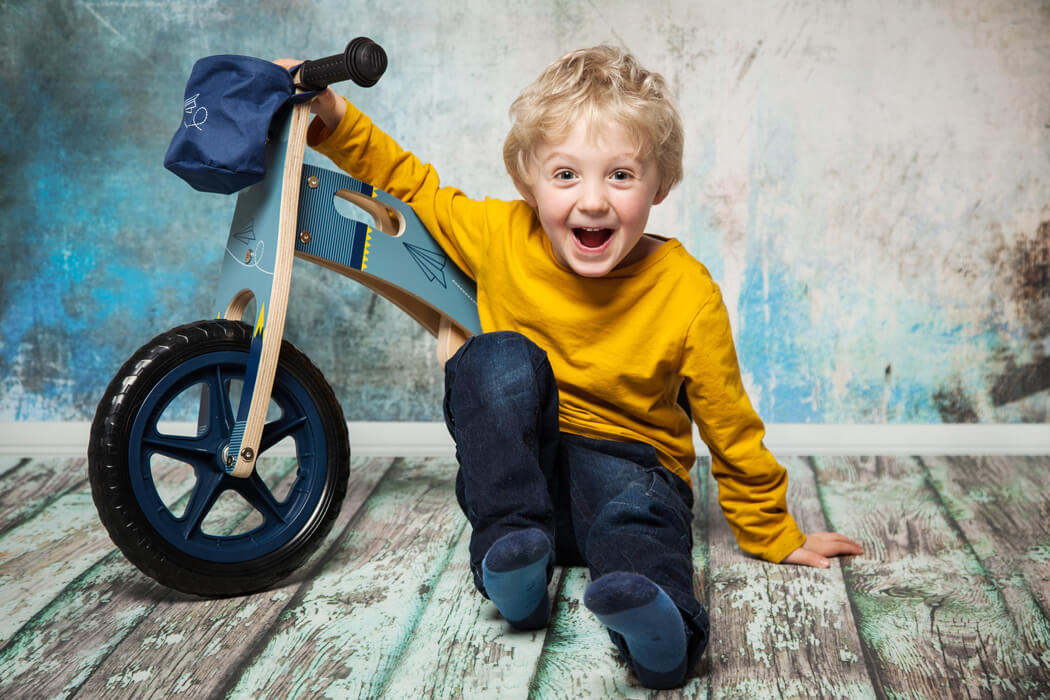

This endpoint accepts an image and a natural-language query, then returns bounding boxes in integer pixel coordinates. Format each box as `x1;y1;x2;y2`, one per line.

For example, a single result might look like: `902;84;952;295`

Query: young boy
280;45;861;689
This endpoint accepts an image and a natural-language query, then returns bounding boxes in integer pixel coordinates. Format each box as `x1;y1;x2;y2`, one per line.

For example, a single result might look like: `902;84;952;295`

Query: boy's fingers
783;548;830;568
834;536;864;554
786;533;864;567
803;551;831;568
801;533;863;559
818;537;860;554
812;532;864;553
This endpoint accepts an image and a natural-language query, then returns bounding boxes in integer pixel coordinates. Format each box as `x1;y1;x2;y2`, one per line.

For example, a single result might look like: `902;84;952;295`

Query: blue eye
554;170;576;181
611;170;632;181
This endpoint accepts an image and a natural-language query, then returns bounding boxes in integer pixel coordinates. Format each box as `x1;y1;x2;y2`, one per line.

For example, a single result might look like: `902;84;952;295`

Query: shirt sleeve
306;97;489;280
681;287;806;563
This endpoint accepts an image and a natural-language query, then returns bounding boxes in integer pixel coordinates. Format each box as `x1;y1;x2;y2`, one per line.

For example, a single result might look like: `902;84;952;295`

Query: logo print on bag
183;93;208;131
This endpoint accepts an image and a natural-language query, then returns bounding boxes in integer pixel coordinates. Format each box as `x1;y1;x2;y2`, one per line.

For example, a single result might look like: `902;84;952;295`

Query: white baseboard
0;421;1047;457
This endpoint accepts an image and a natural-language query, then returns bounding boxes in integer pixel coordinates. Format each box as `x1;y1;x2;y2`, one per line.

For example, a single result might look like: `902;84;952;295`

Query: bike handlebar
297;37;388;89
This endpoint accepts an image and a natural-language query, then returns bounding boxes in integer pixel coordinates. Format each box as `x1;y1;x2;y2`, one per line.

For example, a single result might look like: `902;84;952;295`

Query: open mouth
572;227;614;250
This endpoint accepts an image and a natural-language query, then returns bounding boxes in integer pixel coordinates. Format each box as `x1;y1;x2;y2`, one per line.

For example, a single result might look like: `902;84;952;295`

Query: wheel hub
219;441;233;469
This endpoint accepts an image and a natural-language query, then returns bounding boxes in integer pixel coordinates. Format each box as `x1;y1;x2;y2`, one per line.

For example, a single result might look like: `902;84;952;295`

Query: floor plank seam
803;456;889;700
0;474;89;541
969;625;998;700
371;517;469;698
696;457;714;696
68;580;183;699
212;457;403;698
525;569;571;699
0;546;124;657
915;456;1050;694
0;457;31;481
914;456;1033;631
0;476;91;540
53;459;329;697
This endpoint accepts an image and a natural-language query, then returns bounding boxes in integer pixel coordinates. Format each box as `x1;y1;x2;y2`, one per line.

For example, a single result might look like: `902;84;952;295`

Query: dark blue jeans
443;331;709;672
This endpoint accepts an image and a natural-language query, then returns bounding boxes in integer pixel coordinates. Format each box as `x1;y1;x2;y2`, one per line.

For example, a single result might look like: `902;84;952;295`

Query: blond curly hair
503;45;684;199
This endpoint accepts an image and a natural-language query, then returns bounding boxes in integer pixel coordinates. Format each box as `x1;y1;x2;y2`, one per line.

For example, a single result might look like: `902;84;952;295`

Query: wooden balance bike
88;39;479;596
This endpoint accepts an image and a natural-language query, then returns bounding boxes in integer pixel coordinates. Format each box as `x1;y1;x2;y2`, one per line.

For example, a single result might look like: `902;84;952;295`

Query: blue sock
583;572;689;689
481;529;552;630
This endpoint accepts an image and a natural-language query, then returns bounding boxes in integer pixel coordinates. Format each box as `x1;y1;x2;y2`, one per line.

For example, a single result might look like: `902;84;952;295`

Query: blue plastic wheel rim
128;350;329;563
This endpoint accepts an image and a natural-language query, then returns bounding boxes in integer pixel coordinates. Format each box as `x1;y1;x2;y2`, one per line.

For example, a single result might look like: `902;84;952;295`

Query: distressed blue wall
1;0;1048;423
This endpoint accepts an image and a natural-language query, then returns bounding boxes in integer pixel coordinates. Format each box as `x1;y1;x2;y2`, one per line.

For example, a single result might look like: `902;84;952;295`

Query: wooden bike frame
213;102;479;477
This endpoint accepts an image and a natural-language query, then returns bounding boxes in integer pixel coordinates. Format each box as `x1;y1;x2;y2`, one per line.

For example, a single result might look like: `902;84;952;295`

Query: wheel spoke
232;472;290;525
143;433;214;468
204;366;236;434
180;470;225;540
259;414;308;454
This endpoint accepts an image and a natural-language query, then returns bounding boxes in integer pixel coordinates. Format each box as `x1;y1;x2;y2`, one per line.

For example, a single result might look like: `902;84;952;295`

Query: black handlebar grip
297;37;388;89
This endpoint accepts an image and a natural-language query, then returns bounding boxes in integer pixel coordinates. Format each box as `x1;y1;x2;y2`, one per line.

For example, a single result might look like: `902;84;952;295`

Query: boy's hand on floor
781;532;863;568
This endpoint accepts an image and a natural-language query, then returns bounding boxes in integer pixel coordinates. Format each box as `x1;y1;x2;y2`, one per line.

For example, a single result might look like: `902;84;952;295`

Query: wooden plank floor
1;454;1049;699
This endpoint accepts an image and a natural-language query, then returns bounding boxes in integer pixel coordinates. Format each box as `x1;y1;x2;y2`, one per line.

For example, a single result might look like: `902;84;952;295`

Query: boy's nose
576;183;609;214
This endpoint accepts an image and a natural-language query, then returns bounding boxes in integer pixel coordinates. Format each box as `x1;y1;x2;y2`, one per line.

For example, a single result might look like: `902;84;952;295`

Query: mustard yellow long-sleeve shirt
309;100;805;563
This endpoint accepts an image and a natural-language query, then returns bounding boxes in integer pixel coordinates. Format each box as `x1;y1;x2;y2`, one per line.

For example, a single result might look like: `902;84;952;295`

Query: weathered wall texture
0;0;1047;423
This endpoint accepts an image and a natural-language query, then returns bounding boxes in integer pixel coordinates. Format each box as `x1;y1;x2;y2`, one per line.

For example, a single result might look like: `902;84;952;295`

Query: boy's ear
652;187;669;206
515;180;538;208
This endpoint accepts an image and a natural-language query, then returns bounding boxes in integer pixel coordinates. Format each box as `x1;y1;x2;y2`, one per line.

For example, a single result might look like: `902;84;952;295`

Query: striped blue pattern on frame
296;165;375;270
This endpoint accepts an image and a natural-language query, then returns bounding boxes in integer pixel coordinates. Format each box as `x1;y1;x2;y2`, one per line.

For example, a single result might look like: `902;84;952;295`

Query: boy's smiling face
520;119;667;278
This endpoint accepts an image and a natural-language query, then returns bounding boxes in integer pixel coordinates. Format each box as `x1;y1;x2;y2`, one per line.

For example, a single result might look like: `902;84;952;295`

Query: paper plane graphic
404;242;448;288
232;221;255;245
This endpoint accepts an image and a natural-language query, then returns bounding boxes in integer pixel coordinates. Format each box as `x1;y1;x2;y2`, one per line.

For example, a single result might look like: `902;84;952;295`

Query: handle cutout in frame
333;189;404;237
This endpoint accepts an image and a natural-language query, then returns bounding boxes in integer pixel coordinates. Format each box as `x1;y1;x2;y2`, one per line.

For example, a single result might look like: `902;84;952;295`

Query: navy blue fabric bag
164;55;316;194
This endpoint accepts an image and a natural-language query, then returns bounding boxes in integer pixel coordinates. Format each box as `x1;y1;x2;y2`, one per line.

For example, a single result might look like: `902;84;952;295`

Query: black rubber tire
88;319;349;597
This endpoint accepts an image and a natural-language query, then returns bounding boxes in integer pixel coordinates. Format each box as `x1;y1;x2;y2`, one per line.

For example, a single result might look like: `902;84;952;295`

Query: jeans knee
589;481;656;533
585;477;692;556
450;331;550;399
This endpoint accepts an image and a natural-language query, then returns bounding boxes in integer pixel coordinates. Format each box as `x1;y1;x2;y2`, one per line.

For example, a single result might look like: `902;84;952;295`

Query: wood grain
71;456;392;699
528;567;649;699
0;456;211;695
920;455;1050;691
0;459;195;642
2;454;1048;698
704;457;873;699
384;527;565;698
0;457;87;535
811;455;1048;698
231;101;311;479
0;457;31;480
0;457;392;699
0;549;166;698
226;457;466;698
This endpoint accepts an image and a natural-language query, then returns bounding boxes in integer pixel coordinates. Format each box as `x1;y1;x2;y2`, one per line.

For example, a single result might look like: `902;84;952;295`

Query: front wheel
88;319;349;596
